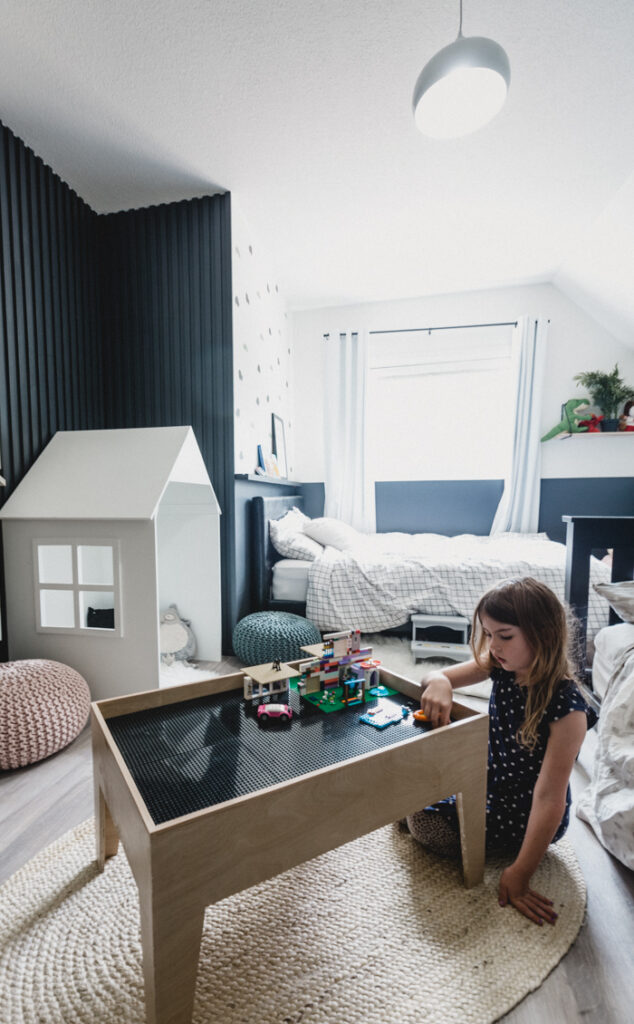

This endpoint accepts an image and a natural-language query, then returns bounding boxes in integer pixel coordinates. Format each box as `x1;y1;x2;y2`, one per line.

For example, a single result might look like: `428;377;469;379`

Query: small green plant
573;363;634;420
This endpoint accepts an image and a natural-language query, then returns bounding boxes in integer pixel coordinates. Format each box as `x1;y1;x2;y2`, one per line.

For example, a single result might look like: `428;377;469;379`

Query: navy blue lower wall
299;482;325;519
538;477;634;543
287;478;634;542
376;480;504;535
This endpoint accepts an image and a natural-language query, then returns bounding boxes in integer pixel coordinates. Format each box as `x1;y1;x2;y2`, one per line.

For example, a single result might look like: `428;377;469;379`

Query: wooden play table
91;665;488;1024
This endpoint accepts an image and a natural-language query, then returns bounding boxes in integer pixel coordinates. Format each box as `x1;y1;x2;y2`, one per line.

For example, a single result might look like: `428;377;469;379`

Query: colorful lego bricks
296;628;382;714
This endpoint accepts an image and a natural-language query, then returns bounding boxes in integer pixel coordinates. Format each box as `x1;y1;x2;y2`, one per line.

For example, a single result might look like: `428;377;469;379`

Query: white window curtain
490;316;548;535
323;330;376;532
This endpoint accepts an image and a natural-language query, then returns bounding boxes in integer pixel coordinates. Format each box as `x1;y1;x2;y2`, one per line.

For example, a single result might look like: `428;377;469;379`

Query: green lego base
300;684;398;714
301;687;360;713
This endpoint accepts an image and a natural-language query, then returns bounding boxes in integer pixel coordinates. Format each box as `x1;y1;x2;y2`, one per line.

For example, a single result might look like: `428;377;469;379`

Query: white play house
0;426;221;699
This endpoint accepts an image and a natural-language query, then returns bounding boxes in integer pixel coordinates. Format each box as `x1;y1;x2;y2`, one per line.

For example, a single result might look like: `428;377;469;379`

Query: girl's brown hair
471;576;579;750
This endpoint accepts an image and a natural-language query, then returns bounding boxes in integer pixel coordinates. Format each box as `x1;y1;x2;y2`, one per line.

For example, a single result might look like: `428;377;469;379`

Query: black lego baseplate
106;685;432;825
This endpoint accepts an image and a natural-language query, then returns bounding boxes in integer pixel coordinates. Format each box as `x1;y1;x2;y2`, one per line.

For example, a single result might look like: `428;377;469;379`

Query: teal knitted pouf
233;612;322;665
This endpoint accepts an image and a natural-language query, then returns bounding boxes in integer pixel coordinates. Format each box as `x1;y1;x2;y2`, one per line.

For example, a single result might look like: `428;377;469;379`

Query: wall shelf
235;473;303;486
547;432;634;441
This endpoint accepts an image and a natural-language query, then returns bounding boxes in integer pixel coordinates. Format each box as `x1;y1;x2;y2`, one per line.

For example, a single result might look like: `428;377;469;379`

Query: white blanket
576;642;634;870
306;531;610;636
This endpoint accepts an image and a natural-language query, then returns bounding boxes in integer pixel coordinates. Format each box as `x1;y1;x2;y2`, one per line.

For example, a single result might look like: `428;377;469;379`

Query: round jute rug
0;819;586;1024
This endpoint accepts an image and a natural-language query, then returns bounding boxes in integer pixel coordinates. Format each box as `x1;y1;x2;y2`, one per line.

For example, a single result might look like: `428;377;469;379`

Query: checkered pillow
270;508;324;561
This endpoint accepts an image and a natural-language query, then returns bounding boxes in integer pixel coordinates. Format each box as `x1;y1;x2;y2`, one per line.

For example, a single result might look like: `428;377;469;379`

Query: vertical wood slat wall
0;118;236;658
0;124;103;490
98;194;236;650
0;122;103;659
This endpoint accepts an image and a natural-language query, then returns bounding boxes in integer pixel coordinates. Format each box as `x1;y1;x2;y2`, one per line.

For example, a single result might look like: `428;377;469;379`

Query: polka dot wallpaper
232;219;293;478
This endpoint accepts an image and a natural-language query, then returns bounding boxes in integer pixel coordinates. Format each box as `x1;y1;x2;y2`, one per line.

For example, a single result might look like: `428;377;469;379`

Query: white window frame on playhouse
33;539;123;637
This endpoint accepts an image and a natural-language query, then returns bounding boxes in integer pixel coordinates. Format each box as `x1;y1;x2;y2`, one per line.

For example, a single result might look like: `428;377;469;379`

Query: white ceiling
1;1;633;337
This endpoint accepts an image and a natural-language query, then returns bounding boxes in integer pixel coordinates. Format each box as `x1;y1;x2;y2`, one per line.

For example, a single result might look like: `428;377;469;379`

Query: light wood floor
1;659;633;1024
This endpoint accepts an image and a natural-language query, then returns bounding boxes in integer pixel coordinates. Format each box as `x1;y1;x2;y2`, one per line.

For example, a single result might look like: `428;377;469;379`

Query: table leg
95;785;119;870
455;777;486;888
139;883;205;1024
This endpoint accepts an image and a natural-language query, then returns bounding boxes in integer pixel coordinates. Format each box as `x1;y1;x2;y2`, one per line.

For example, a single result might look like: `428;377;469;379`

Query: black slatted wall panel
0;121;103;660
98;194;235;650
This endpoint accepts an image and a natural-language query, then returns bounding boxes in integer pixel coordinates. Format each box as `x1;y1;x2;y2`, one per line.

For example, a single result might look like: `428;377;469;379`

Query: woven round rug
0;820;586;1024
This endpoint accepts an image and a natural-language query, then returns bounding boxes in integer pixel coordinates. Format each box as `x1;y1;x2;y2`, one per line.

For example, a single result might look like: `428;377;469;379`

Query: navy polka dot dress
427;667;598;853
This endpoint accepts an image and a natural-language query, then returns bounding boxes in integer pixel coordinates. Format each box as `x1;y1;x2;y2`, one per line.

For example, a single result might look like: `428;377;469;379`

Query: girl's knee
406;810;460;858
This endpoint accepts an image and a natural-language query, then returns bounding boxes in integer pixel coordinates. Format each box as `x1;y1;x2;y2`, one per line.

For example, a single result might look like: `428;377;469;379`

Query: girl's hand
420;675;453;728
498;865;558;926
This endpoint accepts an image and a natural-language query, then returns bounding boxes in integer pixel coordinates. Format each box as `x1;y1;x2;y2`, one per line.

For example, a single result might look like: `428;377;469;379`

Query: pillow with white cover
593;580;634;624
303;516;361;551
270;508;324;561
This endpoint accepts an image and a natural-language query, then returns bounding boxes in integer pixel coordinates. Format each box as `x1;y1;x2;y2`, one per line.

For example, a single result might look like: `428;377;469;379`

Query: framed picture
271;414;288;478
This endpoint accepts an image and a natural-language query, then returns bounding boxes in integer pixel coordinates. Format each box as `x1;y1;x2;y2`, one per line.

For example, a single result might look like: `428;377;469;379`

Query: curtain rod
323;320;518;339
369;320;518;335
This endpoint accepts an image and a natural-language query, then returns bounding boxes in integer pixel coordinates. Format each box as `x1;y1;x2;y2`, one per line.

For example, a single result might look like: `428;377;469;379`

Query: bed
252;495;311;616
252;496;611;642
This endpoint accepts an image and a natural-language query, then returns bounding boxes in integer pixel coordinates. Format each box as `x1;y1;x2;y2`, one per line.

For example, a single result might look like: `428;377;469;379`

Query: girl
408;576;597;926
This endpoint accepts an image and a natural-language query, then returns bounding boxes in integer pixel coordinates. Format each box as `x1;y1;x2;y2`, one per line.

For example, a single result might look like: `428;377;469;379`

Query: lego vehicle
257;702;293;722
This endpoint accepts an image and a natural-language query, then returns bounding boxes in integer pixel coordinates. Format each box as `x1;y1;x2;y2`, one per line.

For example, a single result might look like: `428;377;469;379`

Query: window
366;326;514;481
34;541;122;636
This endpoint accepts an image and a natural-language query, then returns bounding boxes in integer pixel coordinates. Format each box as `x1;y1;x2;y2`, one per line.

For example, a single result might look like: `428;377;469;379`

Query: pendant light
412;0;510;139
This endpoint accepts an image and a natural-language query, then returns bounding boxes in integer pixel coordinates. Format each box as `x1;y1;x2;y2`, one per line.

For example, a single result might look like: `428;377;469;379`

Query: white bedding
272;558;311;602
577;629;634;870
304;530;611;636
592;622;634;699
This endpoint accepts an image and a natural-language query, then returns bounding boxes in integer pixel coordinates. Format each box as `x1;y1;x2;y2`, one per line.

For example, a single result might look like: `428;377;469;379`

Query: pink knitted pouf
0;659;91;770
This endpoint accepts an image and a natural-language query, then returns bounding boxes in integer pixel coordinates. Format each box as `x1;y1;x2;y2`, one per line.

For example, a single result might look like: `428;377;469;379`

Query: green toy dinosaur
541;398;591;442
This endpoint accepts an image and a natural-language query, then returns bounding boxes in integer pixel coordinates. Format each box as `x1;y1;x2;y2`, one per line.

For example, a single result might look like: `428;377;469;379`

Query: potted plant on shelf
573;364;634;432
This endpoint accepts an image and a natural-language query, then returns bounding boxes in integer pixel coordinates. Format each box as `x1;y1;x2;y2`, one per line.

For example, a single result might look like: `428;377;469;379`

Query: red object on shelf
578;414;604;432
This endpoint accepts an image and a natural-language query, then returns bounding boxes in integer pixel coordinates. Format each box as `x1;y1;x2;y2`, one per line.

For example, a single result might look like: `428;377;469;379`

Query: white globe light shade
413;35;510;139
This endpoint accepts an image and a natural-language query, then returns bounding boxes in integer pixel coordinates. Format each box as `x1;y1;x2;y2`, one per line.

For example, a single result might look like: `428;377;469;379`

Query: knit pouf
0;659;91;770
233;612;322;665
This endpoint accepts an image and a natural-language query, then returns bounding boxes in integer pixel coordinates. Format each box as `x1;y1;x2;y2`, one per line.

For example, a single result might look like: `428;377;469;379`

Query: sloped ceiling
0;1;632;343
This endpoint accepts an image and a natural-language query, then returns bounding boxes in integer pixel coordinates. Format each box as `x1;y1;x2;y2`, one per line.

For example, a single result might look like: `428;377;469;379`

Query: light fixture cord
458;0;463;38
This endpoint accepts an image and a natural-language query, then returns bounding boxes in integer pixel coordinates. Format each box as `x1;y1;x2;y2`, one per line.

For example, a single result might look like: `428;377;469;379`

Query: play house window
34;541;122;636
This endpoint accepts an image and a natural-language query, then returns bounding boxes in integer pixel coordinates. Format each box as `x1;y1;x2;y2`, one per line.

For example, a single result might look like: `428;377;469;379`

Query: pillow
269;507;324;561
303;516;361;551
593;580;634;623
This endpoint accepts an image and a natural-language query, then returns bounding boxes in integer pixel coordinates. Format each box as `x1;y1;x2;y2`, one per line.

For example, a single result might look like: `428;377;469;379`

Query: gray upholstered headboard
251;494;306;612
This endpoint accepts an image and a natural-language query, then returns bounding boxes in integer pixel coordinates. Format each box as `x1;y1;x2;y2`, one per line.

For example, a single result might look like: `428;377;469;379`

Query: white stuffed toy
160;604;196;664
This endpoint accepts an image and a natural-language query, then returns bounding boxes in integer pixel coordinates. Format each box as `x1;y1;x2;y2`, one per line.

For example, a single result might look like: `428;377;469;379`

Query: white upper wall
232;201;295;479
554;169;634;347
291;283;634;482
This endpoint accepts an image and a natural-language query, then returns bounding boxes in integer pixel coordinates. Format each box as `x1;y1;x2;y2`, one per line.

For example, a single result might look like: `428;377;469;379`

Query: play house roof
0;427;219;521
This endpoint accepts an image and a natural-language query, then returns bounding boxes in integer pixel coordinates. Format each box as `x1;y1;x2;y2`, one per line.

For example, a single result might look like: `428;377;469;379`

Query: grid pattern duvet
305;531;611;637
